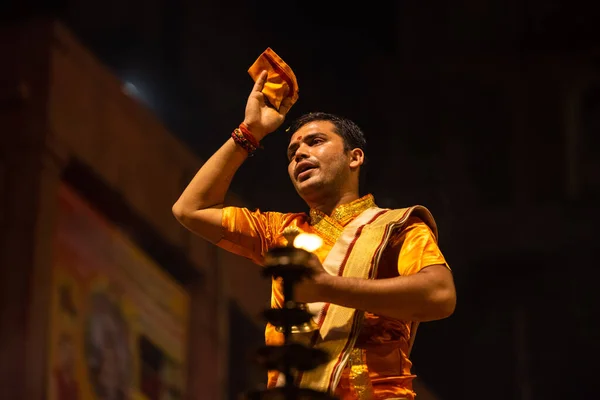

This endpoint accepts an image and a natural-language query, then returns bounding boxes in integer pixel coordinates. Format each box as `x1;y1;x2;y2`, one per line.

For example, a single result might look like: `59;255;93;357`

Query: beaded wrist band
232;123;262;155
232;128;258;155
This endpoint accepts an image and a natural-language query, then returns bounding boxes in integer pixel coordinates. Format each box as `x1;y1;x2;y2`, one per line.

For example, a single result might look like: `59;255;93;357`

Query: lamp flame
293;233;323;252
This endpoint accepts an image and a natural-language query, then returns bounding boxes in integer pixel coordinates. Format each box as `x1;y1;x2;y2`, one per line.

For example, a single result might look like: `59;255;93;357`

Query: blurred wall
0;18;271;400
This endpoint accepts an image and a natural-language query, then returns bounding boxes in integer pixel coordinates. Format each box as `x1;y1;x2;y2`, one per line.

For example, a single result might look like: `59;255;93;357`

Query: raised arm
172;71;294;243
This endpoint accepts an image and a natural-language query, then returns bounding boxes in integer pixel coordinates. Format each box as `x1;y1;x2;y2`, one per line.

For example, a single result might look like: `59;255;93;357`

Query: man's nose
294;144;309;161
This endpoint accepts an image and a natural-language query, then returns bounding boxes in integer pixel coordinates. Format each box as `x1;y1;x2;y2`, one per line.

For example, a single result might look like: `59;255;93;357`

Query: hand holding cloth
248;47;299;111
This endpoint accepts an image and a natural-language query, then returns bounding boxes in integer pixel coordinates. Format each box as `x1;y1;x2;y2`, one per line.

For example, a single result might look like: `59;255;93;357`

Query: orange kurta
217;195;448;400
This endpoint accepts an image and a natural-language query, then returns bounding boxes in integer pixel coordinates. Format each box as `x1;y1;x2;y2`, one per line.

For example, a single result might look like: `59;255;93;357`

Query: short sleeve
393;217;450;276
216;206;288;265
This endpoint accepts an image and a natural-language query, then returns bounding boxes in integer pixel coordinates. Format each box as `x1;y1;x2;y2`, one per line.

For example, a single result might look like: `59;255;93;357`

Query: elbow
409;284;455;322
172;201;193;225
436;290;456;319
172;202;185;222
421;267;457;321
426;286;456;321
172;197;223;222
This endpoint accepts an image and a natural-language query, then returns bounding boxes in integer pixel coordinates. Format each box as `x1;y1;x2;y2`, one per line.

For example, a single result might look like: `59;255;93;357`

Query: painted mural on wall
48;183;190;400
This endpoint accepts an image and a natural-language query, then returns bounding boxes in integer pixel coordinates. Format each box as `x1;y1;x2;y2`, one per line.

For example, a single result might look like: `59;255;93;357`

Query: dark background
4;1;600;399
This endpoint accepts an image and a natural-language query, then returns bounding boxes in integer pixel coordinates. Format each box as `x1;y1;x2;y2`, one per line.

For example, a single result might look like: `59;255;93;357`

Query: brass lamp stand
244;229;337;400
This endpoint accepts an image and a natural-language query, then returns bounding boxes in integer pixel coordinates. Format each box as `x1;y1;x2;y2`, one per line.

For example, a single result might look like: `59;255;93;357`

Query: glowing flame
293;233;323;252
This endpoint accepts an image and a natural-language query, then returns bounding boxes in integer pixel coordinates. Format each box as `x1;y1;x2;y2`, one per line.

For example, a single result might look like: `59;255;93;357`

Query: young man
172;71;456;399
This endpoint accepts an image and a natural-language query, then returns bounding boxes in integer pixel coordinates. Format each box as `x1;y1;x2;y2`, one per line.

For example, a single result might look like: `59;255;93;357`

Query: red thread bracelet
239;123;260;149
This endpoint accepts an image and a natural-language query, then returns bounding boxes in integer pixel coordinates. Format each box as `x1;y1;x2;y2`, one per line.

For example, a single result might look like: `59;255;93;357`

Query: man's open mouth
295;162;317;181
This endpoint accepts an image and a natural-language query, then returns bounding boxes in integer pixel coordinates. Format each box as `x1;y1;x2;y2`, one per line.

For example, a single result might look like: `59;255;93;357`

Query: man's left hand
294;254;331;303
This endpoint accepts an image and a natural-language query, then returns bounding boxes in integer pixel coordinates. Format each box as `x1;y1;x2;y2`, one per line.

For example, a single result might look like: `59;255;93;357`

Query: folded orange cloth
248;47;299;110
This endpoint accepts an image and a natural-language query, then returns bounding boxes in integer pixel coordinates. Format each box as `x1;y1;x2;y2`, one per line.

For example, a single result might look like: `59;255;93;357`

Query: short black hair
287;112;367;152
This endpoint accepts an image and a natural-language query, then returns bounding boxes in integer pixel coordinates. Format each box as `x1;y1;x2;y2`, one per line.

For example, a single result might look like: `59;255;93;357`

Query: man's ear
349;148;364;170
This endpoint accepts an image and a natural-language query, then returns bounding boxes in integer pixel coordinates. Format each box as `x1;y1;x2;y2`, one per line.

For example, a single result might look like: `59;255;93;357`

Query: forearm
312;266;456;322
173;138;247;214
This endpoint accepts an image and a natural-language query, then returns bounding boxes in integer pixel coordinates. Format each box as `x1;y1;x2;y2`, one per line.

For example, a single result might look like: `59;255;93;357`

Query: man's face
287;120;353;199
